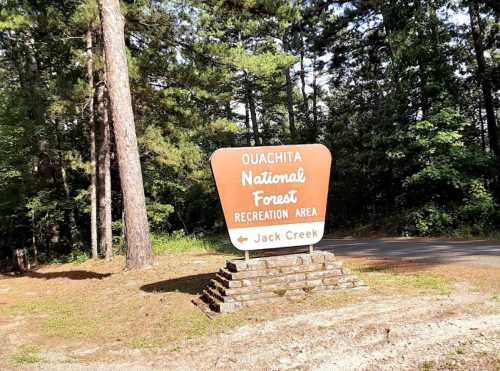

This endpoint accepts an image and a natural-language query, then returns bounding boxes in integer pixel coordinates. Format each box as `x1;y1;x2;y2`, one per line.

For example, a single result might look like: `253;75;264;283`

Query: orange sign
211;144;332;250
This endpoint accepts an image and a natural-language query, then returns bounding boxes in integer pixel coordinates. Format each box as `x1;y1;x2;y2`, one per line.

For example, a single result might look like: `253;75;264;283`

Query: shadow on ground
140;272;215;295
0;270;113;280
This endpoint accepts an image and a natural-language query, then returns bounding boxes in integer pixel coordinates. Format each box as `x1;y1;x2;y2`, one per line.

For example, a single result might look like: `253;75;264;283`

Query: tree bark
31;212;38;266
261;105;269;145
96;68;113;261
244;101;251;146
469;1;499;159
245;73;260;146
311;56;318;140
300;39;310;125
283;35;296;142
285;67;296;142
14;248;29;273
98;0;153;269
86;29;99;259
225;100;232;120
479;99;486;153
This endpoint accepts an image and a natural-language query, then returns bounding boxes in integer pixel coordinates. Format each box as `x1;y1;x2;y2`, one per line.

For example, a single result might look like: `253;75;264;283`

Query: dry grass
341;256;500;294
0;250;498;367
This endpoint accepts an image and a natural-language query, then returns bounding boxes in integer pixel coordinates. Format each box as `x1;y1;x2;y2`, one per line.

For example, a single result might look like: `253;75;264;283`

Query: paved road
315;238;500;268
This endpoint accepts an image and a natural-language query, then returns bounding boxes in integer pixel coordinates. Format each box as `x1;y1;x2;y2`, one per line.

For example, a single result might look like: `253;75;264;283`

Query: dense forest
0;0;499;265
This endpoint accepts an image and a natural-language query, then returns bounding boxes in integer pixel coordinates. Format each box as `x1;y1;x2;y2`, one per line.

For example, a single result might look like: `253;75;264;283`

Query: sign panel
211;144;332;250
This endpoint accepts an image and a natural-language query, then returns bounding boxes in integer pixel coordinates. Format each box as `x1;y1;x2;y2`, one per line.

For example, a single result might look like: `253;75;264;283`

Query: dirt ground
0;248;499;370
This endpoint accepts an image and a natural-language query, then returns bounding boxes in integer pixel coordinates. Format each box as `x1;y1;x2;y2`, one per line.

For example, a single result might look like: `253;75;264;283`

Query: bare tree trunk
285;67;296;142
98;0;153;269
479;100;486;153
419;61;429;120
283;35;296;141
14;248;29;273
244;101;251;146
225;101;232;120
261;105;269;145
419;2;438;120
97;68;113;261
245;73;260;146
469;1;499;159
312;56;318;140
31;213;38;266
87;29;98;259
300;40;310;125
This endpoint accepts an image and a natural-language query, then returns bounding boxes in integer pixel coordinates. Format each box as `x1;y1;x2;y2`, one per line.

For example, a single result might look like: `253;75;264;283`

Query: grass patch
151;232;237;255
158;310;247;341
9;345;42;364
130;336;163;349
0;298;98;339
0;299;64;316
42;311;99;339
354;268;452;295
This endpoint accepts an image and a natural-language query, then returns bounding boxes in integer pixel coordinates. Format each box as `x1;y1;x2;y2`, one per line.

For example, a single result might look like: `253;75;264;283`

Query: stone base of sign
201;251;367;313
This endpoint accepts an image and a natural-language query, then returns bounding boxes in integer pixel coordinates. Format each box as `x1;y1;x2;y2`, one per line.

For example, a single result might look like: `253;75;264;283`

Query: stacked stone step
202;251;367;313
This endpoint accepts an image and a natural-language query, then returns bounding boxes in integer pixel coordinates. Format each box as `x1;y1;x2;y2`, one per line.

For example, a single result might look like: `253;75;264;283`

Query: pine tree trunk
299;40;310;124
96;68;113;261
419;63;429;120
285;67;296;142
225;101;232;120
87;29;99;259
469;1;499;159
245;74;260;146
98;0;153;269
283;36;296;142
14;248;29;273
244;101;251;146
31;212;38;266
261;105;269;145
478;99;486;153
311;56;318;141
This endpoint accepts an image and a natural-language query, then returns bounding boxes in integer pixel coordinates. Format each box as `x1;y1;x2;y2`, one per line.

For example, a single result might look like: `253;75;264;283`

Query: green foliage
404;204;454;236
147;201;175;232
397;109;497;235
48;250;90;265
225;47;296;76
0;8;30;30
151;232;236;255
71;0;99;29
